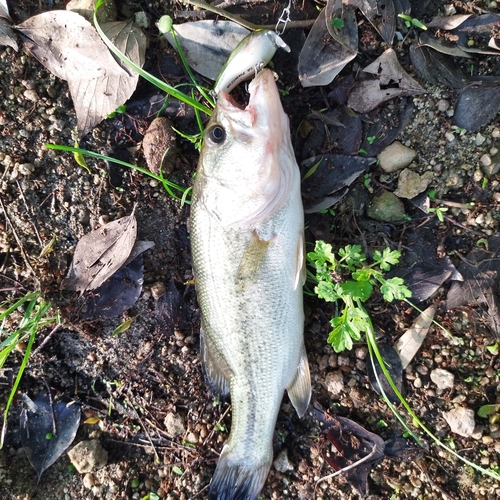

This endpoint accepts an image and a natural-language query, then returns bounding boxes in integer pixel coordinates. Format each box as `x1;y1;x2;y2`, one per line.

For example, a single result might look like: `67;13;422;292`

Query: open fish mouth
216;69;278;119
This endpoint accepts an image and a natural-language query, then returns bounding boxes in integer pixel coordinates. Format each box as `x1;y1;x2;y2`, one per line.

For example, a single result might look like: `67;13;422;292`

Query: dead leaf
298;5;357;87
454;79;500;132
395;305;436;369
489;37;500;51
20;392;81;483
315;408;385;497
0;16;16;50
348;48;425;113
418;31;473;58
301;154;374;213
427;15;473;30
0;0;11;19
446;235;500;338
62;211;137;293
164;20;249;80
348;0;397;46
17;11;145;137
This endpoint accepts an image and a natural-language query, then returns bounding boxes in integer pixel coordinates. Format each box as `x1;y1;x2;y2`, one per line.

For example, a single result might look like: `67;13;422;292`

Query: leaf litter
20;392;80;483
16;10;146;137
446;235;500;339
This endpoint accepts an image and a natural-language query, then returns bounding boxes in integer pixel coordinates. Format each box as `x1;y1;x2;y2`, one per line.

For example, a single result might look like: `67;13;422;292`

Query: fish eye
208;125;226;144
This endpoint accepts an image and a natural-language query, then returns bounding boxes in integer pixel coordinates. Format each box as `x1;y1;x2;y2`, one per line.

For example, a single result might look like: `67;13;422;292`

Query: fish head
196;69;298;229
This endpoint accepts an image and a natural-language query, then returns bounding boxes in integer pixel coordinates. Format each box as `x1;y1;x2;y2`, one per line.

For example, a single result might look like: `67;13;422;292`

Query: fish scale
191;69;311;500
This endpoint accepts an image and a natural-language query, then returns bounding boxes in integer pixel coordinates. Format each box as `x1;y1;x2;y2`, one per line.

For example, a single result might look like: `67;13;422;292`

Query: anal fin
286;345;311;418
200;323;230;397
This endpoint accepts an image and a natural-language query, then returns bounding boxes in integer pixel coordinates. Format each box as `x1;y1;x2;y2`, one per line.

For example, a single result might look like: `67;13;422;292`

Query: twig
178;0;314;31
0;197;39;284
16;180;43;247
202;404;231;446
314;445;379;497
32;323;62;357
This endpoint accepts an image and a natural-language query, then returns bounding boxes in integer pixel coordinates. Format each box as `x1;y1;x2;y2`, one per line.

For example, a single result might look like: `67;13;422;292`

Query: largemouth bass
191;68;311;500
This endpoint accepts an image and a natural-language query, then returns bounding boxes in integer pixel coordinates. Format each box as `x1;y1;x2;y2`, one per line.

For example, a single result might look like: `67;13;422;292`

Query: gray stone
378;141;417;173
443;407;476;437
481;150;500;177
164;412;186;437
430;368;455;390
273;449;294;473
394;169;433;199
366;190;405;222
324;370;344;396
68;440;108;473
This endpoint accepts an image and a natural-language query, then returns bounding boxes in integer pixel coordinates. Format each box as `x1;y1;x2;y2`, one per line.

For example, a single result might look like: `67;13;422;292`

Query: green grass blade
93;0;212;116
45;144;190;203
0;327;36;448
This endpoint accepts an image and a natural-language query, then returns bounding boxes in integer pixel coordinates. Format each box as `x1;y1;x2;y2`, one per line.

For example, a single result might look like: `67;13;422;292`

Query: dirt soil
1;0;500;499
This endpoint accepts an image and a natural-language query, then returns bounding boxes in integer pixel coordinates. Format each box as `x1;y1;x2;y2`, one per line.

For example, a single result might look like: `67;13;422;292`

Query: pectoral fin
294;231;306;290
286;345;311;418
235;232;273;289
200;323;230;397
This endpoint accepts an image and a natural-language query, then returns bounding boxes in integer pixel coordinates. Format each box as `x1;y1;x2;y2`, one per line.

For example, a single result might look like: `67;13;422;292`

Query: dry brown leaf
427;14;472;30
62;211;137;293
0;0;10;19
298;6;357;87
347;48;425;113
395;305;436;369
0;17;17;50
17;11;145;137
164;20;249;80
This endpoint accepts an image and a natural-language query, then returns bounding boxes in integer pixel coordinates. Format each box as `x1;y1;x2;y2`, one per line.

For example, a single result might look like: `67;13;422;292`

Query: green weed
0;292;59;447
308;240;500;481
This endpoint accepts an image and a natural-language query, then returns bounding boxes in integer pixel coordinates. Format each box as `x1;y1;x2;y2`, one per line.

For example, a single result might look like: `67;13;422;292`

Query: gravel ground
1;0;500;499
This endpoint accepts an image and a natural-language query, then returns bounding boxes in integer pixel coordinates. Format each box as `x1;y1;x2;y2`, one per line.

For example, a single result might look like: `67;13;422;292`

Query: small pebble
324;370;344;396
443;407;475;437
475;133;486;146
68;440;108;473
378;141;417;173
437;99;450;112
430;368;455;390
83;473;94;489
164;413;186;437
273;449;294;473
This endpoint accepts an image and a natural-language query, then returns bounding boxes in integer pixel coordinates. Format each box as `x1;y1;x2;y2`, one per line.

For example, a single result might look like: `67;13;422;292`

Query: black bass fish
191;68;311;500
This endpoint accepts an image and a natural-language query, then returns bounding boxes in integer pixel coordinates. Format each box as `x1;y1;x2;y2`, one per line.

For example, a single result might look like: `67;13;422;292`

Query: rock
394;169;433;199
273;449;294;473
151;281;166;300
443;407;476;437
430;368;455;390
164;412;186;437
378;141;417;173
324;370;344;396
83;473;94;489
143;117;177;175
481;150;500;177
68;440;108;473
366;190;405;222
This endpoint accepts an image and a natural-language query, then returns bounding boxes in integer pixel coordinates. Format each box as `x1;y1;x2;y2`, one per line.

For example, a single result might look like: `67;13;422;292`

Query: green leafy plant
308;240;500;481
428;206;448;222
307;242;411;352
330;18;344;29
0;292;59;447
397;14;427;30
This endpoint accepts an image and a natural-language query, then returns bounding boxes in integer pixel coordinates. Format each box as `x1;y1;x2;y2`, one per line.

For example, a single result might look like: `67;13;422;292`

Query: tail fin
208;448;270;500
